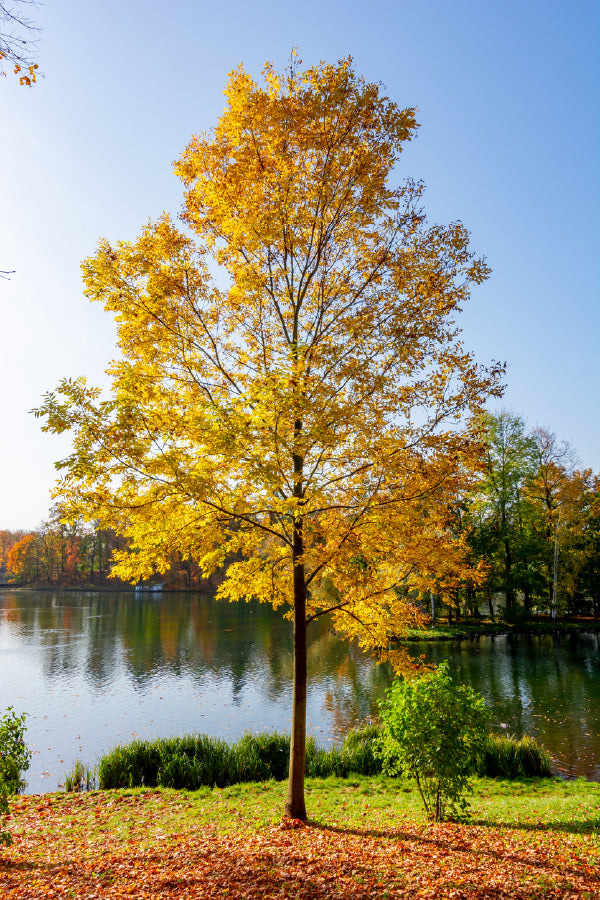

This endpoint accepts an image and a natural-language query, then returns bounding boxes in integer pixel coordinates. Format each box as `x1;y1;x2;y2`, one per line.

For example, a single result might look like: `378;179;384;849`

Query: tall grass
98;732;291;790
477;733;552;778
64;759;97;792
93;725;552;791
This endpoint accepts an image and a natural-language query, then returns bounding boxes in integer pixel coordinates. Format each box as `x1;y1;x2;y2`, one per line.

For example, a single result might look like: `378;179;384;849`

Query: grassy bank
401;619;600;641
88;727;551;791
1;777;598;898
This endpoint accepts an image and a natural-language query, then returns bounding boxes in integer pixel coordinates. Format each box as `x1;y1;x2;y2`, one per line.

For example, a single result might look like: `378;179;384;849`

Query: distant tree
467;411;539;618
540;467;600;616
0;530;25;575
0;0;40;84
526;427;577;617
7;532;38;583
575;474;600;616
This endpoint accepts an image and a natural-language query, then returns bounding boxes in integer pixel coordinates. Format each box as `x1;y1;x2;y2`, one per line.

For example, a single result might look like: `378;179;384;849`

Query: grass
477;733;552;779
94;726;382;790
402;618;600;640
7;775;600;844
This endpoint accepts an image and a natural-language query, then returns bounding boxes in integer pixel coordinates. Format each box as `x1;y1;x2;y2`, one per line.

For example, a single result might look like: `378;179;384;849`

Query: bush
378;663;490;822
98;732;290;790
97;738;163;789
0;708;31;847
97;726;384;791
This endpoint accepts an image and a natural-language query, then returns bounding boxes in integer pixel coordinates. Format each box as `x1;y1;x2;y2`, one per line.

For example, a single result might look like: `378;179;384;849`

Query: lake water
0;589;598;792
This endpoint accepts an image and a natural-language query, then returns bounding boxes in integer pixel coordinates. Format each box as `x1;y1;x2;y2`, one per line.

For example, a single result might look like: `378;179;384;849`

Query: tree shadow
308;819;600;883
0;858;43;874
471;816;600;836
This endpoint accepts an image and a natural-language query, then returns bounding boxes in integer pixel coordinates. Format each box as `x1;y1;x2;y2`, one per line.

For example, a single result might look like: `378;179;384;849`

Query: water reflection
0;590;389;792
405;632;600;781
1;590;598;791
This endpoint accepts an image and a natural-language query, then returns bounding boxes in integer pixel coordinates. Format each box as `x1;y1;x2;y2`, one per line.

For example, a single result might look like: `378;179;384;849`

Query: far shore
3;585;599;640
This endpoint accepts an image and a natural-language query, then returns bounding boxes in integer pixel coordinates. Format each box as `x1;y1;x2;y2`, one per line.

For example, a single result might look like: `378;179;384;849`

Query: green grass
477;732;552;778
48;775;600;837
96;726;382;790
402;618;600;641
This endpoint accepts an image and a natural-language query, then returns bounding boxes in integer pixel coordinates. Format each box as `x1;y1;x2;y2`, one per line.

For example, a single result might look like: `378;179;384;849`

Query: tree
553;469;600;615
36;56;502;819
0;530;25;577
0;0;40;84
7;532;38;583
526;427;577;617
466;411;540;618
574;474;600;616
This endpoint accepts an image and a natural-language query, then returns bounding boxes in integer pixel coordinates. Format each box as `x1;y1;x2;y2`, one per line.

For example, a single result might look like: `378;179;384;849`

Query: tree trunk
98;532;103;585
523;585;532;618
504;539;514;615
285;519;307;821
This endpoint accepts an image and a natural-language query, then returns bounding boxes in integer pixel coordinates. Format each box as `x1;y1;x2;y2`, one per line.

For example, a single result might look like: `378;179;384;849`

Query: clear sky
1;0;599;530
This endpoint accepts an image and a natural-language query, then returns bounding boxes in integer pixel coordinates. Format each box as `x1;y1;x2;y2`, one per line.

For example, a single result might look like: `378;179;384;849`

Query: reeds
89;725;551;791
64;759;97;792
477;732;552;778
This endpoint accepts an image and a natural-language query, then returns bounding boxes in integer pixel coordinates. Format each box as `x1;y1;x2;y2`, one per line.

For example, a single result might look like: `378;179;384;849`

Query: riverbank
400;618;600;641
1;777;598;898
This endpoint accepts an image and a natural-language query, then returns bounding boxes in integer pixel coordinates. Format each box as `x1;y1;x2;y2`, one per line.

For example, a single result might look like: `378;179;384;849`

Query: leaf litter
0;789;598;898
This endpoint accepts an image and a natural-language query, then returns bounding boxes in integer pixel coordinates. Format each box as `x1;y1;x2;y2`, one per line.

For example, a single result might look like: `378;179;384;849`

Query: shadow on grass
308;819;600;882
310;814;599;839
471;817;600;836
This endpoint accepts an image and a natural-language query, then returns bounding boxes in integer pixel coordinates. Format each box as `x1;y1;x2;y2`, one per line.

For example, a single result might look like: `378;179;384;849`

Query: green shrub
341;724;382;776
98;738;163;789
232;732;290;782
378;663;490;822
0;708;31;847
98;732;289;790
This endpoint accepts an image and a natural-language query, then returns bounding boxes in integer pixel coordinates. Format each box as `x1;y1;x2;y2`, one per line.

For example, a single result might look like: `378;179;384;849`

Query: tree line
0;511;214;590
3;410;598;618
446;411;599;621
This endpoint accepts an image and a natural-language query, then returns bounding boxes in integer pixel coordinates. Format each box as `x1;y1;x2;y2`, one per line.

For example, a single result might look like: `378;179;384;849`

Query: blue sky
1;0;598;530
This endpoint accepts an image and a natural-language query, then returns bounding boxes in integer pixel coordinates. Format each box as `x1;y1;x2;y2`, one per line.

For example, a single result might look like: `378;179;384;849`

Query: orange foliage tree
36;56;502;819
7;533;37;582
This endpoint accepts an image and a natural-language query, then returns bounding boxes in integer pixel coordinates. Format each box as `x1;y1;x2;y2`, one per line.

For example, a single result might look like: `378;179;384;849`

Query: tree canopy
37;56;503;818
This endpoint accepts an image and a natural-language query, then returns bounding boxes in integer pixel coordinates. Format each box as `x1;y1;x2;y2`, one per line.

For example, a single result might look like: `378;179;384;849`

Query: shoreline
399;620;600;641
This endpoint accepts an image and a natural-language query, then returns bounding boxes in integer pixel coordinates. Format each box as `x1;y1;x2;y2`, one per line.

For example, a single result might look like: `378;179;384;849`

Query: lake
0;589;598;792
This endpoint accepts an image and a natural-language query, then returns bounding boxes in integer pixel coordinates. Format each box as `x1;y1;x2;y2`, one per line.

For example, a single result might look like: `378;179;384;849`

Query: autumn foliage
1;787;599;898
37;56;502;818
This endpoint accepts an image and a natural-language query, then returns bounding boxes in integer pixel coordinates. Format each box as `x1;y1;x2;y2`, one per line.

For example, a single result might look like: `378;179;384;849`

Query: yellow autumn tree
36;56;502;819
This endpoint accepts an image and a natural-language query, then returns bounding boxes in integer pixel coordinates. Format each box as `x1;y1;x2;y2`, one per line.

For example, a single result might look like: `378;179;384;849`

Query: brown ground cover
1;789;598;898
